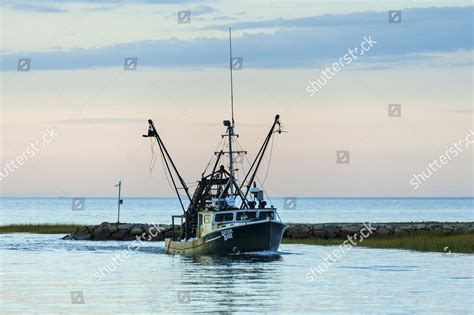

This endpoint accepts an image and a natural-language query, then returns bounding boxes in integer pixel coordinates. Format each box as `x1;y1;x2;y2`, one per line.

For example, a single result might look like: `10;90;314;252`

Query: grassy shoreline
1;223;473;253
283;232;474;254
0;224;83;234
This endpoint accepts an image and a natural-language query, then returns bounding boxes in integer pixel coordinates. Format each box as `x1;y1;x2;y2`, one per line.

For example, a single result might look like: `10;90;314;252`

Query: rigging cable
235;137;275;207
149;137;157;174
202;137;225;175
261;134;275;186
159;144;176;194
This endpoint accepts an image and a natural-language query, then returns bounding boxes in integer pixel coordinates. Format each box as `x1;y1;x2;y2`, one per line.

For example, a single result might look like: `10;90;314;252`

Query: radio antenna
229;27;235;126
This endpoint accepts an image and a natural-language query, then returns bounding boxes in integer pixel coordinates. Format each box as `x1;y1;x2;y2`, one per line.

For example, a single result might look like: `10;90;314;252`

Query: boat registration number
221;229;233;241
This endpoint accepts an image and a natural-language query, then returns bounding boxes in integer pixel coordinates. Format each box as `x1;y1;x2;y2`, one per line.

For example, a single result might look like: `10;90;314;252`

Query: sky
0;0;473;197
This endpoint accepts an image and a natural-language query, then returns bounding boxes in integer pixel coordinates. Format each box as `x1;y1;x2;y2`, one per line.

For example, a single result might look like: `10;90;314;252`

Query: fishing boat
142;28;287;255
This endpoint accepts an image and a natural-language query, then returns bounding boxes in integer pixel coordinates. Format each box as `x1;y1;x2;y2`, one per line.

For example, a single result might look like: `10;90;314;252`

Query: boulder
376;228;391;235
442;224;454;231
394;228;409;235
118;224;133;230
287;225;311;239
73;231;93;240
149;233;165;241
111;230;127;240
130;226;144;235
323;225;339;234
108;225;118;233
92;229;110;240
340;225;362;235
417;224;428;230
312;230;326;238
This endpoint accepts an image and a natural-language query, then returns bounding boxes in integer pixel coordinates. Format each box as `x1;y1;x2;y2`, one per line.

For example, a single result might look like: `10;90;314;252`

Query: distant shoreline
1;222;473;254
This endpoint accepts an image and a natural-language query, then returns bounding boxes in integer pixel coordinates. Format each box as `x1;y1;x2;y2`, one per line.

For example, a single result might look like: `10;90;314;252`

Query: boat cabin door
198;212;213;237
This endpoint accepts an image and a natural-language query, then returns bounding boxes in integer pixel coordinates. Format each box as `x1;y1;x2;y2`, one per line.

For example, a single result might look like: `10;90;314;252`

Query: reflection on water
177;253;285;312
184;252;284;264
1;234;473;314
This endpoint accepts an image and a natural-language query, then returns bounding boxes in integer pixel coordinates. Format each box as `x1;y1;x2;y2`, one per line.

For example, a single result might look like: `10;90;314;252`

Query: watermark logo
388;104;401;117
0;128;59;182
177;291;191;304
283;197;297;210
336;151;350;164
17;58;31;71
94;224;166;282
388;10;402;23
234;152;243;163
72;11;83;23
231;57;243;70
127;151;136;161
72;198;85;211
124;57;138;71
410;129;474;189
178;10;191;24
306;223;376;282
306;35;377;96
443;59;451;69
70;291;85;304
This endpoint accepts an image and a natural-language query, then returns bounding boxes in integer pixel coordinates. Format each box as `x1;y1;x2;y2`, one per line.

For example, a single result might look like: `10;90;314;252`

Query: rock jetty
284;222;474;239
62;222;474;241
62;222;174;241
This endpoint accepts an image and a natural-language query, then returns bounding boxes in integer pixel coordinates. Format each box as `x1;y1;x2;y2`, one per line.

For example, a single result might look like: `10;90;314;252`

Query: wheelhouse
197;209;280;238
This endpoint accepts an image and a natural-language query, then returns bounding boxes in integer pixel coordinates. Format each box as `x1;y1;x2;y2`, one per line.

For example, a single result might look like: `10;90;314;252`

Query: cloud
213;16;238;21
204;6;473;31
2;0;205;13
7;3;67;13
192;5;217;16
81;5;121;12
1;6;472;70
5;0;201;4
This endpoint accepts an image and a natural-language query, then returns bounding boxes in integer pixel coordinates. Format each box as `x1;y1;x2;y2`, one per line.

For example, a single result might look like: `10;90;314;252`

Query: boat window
215;212;234;222
236;211;257;221
204;215;211;224
258;211;274;220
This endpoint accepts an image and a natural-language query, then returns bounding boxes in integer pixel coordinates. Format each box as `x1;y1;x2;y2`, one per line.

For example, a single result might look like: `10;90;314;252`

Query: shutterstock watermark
0;128;59;181
305;222;376;282
306;35;377;96
94;224;165;282
410;129;474;190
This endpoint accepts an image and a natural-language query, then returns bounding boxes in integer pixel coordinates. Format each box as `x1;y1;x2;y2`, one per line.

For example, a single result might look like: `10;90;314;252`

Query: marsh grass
0;224;83;234
283;231;474;253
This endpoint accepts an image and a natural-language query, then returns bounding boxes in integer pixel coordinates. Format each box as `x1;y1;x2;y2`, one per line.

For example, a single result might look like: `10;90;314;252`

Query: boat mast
229;27;235;127
228;27;235;194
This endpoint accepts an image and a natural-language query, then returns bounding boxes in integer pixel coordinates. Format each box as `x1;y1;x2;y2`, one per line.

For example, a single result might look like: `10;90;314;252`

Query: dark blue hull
165;220;287;255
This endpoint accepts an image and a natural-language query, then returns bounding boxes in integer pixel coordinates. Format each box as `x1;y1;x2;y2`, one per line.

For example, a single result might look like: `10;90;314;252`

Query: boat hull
165;220;287;255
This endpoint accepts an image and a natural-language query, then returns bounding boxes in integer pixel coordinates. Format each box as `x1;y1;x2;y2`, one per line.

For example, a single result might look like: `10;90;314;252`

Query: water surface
1;234;473;314
1;197;472;225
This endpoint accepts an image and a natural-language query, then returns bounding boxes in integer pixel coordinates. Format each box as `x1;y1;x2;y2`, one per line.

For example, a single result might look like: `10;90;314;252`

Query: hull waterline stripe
205;235;222;243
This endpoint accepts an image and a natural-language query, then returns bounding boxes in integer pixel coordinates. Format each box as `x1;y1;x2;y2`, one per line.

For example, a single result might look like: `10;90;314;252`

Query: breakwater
62;222;474;241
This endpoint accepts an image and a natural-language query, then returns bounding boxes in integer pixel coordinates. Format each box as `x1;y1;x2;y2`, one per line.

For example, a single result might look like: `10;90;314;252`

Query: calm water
0;234;473;314
0;197;473;225
1;198;473;313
